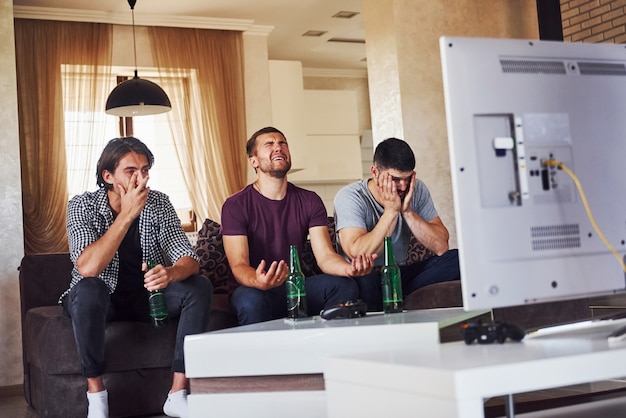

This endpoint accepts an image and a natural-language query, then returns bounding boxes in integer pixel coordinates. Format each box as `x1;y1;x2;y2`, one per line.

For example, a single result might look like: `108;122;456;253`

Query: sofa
19;217;462;417
19;252;238;417
20;254;181;418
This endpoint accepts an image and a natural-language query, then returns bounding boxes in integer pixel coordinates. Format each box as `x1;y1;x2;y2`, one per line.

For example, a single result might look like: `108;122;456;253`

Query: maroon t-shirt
221;183;328;270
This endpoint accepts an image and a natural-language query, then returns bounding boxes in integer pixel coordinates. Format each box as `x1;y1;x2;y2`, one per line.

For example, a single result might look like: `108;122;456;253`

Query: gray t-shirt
334;178;438;265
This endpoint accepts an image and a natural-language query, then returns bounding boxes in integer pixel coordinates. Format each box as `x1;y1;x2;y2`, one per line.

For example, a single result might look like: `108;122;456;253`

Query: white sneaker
86;389;109;418
163;389;188;418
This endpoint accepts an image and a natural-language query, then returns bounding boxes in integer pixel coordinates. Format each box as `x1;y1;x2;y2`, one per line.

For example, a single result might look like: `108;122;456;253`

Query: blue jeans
353;249;461;312
230;274;359;325
62;274;213;377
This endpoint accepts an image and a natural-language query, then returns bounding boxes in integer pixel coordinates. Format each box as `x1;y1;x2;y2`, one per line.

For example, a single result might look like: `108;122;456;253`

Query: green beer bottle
147;260;169;327
285;245;309;320
381;236;403;313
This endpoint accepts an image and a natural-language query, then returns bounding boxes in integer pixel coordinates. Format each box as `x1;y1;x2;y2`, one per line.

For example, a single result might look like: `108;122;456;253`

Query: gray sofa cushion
24;306;177;374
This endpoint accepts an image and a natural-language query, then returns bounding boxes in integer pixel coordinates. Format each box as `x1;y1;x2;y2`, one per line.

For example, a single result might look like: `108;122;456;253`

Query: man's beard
262;160;291;179
269;168;289;179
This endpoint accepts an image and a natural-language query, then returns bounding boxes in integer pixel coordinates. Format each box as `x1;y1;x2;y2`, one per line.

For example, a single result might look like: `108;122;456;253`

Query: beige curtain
15;19;112;254
64;69;115;197
148;27;247;223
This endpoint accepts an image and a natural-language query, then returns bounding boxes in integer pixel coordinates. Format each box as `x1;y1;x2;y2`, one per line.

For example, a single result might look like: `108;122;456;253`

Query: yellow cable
543;159;626;273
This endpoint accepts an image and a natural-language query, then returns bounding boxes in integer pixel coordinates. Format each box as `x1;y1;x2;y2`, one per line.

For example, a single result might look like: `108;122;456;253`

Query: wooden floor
0;393;38;418
4;379;626;417
0;386;168;418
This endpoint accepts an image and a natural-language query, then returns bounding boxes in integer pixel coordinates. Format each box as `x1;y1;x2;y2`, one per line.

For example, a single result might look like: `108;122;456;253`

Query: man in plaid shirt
63;137;212;418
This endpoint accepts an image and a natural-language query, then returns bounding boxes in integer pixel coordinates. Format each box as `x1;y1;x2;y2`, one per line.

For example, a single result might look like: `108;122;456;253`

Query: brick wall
561;0;626;42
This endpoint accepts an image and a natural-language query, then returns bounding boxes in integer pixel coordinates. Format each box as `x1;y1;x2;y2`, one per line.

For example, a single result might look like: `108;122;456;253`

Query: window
63;66;192;210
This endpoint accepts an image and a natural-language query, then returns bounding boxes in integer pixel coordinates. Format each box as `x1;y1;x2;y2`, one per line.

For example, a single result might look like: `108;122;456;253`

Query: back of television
440;36;626;313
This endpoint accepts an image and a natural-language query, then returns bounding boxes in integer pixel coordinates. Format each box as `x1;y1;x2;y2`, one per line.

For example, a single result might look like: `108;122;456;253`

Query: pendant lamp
105;0;171;117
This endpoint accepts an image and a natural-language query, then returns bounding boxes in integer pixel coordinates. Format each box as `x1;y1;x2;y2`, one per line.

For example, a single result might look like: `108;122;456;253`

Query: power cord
543;159;626;273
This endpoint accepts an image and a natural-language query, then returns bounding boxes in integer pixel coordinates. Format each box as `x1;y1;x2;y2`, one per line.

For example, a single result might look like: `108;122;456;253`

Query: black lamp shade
105;76;171;117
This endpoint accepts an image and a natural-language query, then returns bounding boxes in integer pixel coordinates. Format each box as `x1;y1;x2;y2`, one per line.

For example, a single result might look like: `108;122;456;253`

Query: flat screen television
439;36;626;311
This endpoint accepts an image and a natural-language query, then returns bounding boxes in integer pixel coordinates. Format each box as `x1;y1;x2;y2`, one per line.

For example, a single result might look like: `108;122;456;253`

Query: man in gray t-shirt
334;138;460;311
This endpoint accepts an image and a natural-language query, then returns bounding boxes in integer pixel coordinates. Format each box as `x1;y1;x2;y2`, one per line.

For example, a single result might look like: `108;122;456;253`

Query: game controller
461;319;526;345
320;300;367;320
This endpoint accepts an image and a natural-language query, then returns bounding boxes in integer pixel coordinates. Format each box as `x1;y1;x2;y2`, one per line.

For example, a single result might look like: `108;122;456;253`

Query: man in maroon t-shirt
221;126;377;325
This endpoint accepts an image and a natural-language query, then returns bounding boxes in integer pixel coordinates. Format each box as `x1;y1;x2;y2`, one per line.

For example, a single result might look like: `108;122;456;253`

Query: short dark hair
96;137;154;190
245;126;286;157
373;137;415;171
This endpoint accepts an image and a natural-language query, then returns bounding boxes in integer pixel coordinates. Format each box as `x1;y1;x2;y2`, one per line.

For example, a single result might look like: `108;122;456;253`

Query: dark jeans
353;249;461;312
230;274;359;325
62;274;213;377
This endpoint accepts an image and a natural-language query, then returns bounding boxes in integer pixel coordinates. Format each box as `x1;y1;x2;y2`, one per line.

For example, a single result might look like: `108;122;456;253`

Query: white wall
268;60;363;214
0;0;26;387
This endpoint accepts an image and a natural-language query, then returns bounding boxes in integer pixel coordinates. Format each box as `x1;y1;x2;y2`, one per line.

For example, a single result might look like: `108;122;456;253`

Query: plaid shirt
61;187;198;303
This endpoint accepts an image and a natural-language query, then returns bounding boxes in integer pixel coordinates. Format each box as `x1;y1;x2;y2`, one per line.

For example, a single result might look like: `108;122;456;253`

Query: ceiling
12;0;367;71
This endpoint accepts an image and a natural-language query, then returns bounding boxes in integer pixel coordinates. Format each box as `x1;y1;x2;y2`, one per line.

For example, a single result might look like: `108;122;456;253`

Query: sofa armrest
19;253;73;320
404;281;463;310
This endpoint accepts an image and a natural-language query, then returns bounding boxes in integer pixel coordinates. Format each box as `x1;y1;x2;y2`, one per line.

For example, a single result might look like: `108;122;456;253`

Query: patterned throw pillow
406;237;435;264
300;217;336;277
194;219;232;295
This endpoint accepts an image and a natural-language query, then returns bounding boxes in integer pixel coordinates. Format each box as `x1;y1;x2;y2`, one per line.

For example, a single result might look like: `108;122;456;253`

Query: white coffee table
185;308;486;418
324;318;626;418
